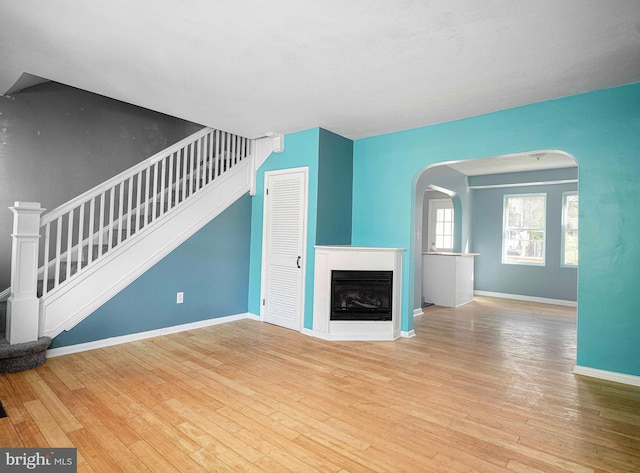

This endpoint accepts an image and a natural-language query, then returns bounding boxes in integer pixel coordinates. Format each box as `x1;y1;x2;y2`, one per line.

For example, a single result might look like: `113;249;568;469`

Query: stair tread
0;335;51;374
6;149;246;340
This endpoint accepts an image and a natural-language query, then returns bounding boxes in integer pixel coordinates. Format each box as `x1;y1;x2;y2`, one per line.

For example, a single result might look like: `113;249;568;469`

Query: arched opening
412;150;578;315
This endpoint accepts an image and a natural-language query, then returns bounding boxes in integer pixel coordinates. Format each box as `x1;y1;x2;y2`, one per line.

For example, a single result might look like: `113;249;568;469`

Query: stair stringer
40;158;252;339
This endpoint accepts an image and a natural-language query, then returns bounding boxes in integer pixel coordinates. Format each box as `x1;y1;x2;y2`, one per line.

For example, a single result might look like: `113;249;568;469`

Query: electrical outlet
176;292;184;304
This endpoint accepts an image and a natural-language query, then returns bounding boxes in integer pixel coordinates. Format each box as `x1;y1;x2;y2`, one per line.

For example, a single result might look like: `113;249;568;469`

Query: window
503;193;546;265
562;192;578;266
427;199;454;252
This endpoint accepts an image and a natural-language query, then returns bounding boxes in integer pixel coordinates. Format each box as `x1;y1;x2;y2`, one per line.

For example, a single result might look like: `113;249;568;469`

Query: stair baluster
0;129;286;344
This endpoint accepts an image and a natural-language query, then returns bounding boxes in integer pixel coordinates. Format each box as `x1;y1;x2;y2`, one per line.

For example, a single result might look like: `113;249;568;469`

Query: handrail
42;127;214;226
35;127;254;296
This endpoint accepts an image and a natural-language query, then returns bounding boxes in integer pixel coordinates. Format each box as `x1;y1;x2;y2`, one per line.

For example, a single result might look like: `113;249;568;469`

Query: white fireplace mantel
311;246;405;341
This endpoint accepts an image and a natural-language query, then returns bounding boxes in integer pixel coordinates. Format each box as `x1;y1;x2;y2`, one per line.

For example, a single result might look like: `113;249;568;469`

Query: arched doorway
413;150;578;312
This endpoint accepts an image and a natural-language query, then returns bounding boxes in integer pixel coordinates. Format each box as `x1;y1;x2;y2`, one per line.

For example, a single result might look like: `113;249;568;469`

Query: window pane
503;193;546;266
430;199;454;251
566;194;579;230
562;193;578;266
523;196;545;228
507;198;523;227
564;230;578;266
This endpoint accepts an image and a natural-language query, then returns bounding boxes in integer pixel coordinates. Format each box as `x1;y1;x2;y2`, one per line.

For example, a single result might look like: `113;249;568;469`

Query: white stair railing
37;127;252;296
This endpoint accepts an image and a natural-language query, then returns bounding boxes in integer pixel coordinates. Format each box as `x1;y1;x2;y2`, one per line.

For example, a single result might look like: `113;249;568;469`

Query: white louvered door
262;168;308;331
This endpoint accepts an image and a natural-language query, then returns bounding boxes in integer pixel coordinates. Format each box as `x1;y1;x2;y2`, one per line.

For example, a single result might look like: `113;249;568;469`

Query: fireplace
313;246;404;341
331;270;393;321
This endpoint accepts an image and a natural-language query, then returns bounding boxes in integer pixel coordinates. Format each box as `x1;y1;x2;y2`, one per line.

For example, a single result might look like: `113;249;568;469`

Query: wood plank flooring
1;296;639;472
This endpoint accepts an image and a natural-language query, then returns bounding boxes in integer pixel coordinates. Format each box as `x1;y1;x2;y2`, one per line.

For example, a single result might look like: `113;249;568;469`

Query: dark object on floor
0;336;52;374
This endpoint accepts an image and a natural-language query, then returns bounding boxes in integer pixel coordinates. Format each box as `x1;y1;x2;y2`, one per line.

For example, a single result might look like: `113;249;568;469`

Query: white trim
474;290;577;307
40;160;251;338
46;312;253;358
561;191;579;268
260;167;309;332
250;133;284;196
312;246;404;341
246;312;261;321
0;287;10;301
308;323;418;340
324;321;400;341
469;179;577;190
301;327;329;340
413;308;423;317
573;365;640;387
40;129;224;226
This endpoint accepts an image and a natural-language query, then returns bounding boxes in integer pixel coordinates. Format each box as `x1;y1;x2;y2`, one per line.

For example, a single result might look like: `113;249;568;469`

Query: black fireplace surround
330;270;393;321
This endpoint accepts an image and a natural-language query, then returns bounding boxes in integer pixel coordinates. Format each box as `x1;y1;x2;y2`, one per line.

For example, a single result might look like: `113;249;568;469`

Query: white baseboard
301;327;329;340
413;308;423;317
301;325;401;342
51;312;412;357
573;365;640;387
41;160;251;339
46;312;252;358
474;290;577;307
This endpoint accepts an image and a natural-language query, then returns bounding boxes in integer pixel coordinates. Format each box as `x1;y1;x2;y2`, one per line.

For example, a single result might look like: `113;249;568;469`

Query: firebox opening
331;270;393;321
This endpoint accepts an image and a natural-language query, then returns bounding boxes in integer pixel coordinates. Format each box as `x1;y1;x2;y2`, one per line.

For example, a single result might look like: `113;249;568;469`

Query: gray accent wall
471;170;578;301
0;81;202;288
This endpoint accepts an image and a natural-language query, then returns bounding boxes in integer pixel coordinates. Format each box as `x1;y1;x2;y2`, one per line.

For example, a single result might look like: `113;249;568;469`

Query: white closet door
262;168;308;331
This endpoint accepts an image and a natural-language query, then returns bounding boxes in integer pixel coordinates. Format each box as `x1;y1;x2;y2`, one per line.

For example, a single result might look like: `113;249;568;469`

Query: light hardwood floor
1;296;639;472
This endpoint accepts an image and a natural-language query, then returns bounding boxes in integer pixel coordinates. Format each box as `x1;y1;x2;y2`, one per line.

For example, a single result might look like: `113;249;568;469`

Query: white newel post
7;202;45;344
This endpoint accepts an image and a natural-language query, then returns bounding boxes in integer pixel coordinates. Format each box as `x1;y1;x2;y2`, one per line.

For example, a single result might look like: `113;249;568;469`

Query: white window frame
502;193;546;266
562;192;578;267
427;198;454;252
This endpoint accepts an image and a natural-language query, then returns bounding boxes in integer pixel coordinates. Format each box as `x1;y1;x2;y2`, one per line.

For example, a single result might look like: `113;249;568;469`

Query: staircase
0;127;280;372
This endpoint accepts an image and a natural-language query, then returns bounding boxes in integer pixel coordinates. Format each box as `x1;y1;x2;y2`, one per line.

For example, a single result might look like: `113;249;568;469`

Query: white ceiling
1;0;639;142
446;151;577;176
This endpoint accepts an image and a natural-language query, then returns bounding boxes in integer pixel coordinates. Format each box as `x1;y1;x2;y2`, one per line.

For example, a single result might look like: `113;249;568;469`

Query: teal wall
247;127;353;330
248;128;320;329
51;194;252;348
50;82;640;379
317;128;353;245
352;82;640;376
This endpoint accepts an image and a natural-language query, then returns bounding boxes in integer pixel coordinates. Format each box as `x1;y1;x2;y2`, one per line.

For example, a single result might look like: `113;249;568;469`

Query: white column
7;202;45;344
250;133;284;196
